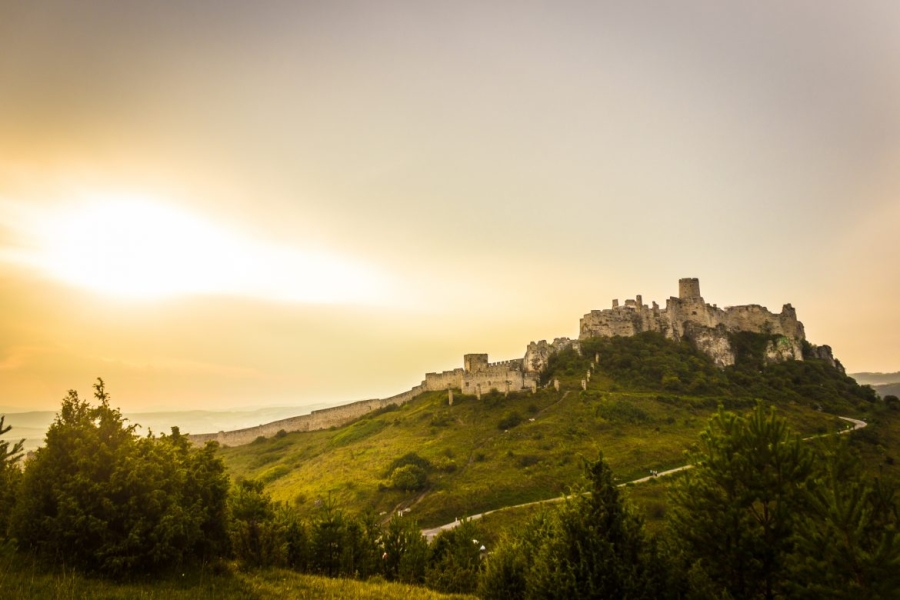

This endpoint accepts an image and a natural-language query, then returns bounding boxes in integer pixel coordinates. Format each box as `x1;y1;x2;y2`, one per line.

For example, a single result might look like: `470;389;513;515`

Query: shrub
390;464;428;491
384;452;432;477
498;412;523;430
11;380;230;576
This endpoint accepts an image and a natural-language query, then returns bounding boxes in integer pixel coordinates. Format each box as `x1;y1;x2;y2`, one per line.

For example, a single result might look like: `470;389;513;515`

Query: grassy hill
219;332;877;529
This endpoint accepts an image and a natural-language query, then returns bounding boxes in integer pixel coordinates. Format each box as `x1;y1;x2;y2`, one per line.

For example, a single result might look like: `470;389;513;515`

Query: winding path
422;415;867;540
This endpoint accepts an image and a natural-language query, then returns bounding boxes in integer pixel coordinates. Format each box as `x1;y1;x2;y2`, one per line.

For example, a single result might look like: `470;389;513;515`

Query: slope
218;332;878;529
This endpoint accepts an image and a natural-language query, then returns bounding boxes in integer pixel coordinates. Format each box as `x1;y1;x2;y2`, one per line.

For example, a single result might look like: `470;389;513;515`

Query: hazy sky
1;2;898;412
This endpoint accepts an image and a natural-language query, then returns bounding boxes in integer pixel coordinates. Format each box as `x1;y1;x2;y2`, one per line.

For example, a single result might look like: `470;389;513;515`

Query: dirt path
421;415;867;540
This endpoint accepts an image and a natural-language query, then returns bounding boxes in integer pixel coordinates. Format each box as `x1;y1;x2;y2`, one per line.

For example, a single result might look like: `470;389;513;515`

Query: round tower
678;278;701;299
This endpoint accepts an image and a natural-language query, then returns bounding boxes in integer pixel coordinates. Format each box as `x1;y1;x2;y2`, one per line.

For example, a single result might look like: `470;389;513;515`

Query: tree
479;455;669;600
525;455;665;600
11;379;230;575
0;415;25;539
668;403;815;600
788;437;900;599
390;464;428;491
229;478;284;568
382;513;428;584
425;518;483;594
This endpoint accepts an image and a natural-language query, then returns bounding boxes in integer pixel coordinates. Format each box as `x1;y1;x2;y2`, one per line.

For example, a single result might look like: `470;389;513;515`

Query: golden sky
1;2;899;411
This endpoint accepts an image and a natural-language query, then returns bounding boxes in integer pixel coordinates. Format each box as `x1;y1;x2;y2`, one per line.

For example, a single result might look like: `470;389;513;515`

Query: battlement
489;358;524;370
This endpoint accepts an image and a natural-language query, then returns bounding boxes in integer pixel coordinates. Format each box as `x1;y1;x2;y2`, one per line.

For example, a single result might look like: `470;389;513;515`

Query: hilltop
218;329;878;529
198;277;843;448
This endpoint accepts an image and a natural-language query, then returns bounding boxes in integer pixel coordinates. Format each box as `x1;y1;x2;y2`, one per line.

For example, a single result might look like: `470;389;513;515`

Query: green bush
384;452;432;477
497;412;523;430
390;464;428;491
11;380;230;576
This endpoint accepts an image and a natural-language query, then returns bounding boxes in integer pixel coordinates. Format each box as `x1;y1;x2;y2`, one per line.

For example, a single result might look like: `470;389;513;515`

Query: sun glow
3;193;388;304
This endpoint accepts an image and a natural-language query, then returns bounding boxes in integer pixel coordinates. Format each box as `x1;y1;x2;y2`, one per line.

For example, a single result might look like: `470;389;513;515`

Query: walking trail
421;415;867;540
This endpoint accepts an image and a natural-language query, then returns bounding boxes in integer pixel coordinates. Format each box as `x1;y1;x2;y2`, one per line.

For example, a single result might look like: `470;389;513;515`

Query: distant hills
873;383;900;399
851;372;900;386
850;372;900;400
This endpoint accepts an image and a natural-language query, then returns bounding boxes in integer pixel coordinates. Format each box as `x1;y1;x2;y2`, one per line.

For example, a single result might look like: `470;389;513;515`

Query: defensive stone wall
425;368;465;391
189;384;426;447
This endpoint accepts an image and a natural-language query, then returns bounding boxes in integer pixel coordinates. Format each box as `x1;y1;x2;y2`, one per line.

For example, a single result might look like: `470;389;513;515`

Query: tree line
2;379;899;598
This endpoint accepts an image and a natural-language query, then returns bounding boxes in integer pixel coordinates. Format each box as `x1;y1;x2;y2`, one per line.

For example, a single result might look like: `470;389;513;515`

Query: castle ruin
189;277;836;447
579;277;808;367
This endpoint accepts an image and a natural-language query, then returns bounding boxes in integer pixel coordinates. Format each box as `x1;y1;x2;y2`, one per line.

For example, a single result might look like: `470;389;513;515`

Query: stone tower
679;277;702;300
463;353;489;373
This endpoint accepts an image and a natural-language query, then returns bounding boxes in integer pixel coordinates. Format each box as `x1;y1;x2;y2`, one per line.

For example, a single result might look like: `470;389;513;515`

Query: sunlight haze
1;1;898;412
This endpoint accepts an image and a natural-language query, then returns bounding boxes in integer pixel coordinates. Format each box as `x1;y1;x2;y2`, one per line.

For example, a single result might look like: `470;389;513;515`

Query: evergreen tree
668;403;814;600
228;478;284;568
425;518;483;594
526;455;664;600
381;513;428;584
788;437;900;599
0;415;25;539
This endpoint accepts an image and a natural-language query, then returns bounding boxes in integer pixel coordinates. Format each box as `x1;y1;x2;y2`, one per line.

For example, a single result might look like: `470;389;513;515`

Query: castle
189;278;836;447
579;277;808;367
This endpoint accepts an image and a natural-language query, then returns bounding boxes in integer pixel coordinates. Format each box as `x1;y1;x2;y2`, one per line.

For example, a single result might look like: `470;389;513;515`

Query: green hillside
219;332;877;529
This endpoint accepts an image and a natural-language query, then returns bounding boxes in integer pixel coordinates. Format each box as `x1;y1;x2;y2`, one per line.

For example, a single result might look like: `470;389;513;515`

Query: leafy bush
390;464;428;491
384;452;432;477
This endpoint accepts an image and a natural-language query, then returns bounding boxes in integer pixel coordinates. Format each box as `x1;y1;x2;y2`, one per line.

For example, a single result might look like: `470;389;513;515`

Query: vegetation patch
595;399;650;424
331;418;388;447
497;412;523;430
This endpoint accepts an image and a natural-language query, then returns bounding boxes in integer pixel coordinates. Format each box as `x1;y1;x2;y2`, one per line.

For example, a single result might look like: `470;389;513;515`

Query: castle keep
190;277;833;447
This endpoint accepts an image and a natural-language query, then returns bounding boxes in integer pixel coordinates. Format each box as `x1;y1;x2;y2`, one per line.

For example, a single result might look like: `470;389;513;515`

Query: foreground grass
0;554;475;600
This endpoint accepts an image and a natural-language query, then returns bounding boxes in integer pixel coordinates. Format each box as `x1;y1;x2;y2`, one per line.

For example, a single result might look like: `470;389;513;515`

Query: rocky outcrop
683;323;735;367
765;336;803;364
808;344;846;374
523;338;579;374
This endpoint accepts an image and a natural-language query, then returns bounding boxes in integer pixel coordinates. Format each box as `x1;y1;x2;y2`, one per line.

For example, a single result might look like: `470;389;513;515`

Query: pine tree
668;403;814;600
526;454;662;599
0;415;25;539
788;437;900;599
